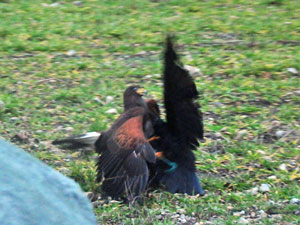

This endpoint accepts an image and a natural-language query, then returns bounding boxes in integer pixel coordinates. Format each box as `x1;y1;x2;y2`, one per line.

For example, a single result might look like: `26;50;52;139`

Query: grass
0;0;299;224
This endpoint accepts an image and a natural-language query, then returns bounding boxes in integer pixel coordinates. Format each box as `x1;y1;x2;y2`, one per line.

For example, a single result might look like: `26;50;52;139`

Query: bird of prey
94;86;156;202
53;36;205;199
53;86;157;202
147;37;205;196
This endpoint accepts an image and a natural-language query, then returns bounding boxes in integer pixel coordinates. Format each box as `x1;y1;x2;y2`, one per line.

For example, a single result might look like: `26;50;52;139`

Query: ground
0;0;299;224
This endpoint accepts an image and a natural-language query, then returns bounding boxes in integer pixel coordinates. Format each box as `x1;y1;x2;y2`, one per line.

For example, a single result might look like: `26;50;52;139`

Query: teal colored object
154;148;178;173
0;138;97;225
161;158;178;173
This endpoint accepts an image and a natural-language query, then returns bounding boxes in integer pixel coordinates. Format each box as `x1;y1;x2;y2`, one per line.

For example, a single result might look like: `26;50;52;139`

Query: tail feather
52;132;101;149
163;36;204;149
160;166;204;196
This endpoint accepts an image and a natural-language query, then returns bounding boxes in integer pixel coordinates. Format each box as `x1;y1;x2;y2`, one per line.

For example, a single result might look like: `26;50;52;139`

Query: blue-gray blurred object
0;138;97;225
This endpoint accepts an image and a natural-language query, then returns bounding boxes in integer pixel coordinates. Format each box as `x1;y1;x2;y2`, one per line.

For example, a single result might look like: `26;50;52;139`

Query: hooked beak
136;88;145;96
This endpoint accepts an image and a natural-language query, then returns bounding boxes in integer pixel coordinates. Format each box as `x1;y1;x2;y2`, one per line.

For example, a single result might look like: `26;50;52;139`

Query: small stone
73;1;82;5
293;90;300;96
215;132;224;139
271;120;281;127
220;127;227;132
290;198;300;205
202;222;213;225
177;208;185;214
268;175;277;180
64;127;74;132
246;187;259;195
106;108;118;114
227;205;234;210
279;163;287;171
13;132;29;143
17;132;28;140
109;200;120;204
268;200;276;205
179;214;186;221
10;117;19;122
0;100;4;110
66;50;77;56
136;50;146;56
179;213;185;217
233;210;245;216
50;2;60;7
93;97;104;104
295;210;300;216
56;126;74;132
257;150;266;155
287;68;298;75
180;218;187;223
105;96;114;104
236;130;248;140
258;210;268;218
271;214;282;219
238;217;249;224
171;214;179;219
263;156;272;161
144;75;152;79
259;183;271;192
275;130;285;138
56;126;63;131
156;215;163;220
184;65;202;77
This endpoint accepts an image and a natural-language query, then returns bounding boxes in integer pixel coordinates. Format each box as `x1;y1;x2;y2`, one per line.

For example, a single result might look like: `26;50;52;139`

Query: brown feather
114;116;145;149
95;86;156;201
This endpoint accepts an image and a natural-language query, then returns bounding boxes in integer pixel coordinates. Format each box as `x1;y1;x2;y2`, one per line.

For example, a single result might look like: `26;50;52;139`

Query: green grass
0;0;299;224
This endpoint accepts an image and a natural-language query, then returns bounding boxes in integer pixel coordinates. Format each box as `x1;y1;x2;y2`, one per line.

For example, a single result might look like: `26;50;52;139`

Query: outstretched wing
95;107;155;199
163;36;204;150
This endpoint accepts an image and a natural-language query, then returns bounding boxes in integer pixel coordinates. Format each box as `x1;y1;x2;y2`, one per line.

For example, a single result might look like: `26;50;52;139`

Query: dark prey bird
147;37;205;196
94;86;156;201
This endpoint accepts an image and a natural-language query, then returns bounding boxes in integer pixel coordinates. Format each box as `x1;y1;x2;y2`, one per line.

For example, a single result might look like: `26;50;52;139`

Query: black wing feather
163;36;204;150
